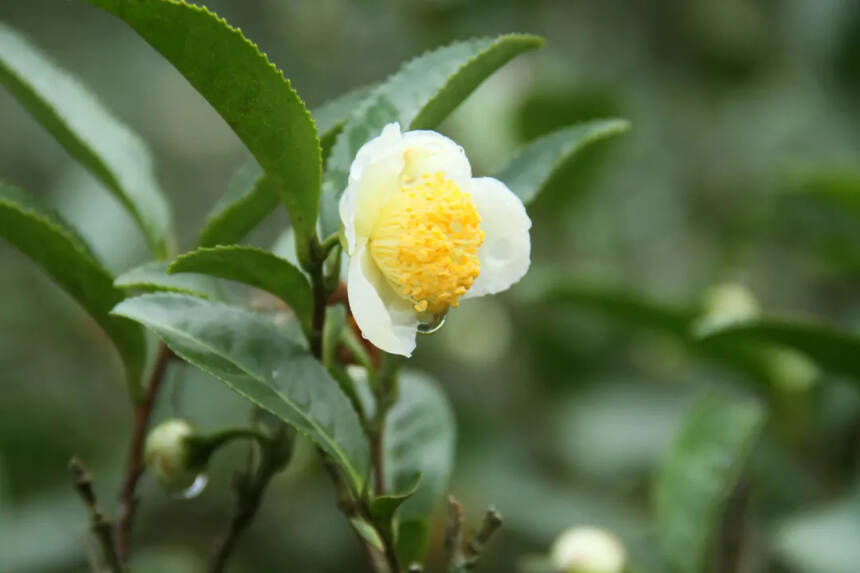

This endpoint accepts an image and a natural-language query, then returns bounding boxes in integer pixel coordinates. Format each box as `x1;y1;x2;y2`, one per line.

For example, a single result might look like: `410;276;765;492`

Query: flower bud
694;282;760;336
550;526;627;573
144;419;199;494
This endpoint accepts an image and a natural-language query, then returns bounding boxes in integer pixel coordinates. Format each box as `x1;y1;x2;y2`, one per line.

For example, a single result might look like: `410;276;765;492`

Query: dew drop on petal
171;474;208;500
417;313;447;335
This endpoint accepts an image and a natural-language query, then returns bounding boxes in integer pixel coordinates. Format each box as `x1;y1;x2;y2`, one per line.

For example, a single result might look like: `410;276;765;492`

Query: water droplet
417;313;447;334
171;474;208;500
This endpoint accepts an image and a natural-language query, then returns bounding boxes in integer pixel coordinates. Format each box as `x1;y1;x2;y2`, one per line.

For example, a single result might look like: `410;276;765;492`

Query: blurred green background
1;0;859;571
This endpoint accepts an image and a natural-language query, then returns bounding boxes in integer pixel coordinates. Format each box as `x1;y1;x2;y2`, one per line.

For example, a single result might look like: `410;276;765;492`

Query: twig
209;424;291;573
116;342;172;562
462;508;503;570
70;458;123;573
444;496;465;571
321;456;389;570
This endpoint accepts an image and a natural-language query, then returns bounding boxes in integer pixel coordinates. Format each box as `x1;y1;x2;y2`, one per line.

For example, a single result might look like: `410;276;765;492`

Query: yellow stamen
369;171;484;314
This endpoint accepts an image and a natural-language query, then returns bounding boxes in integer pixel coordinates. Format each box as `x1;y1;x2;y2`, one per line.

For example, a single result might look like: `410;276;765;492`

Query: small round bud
144;419;198;493
550;526;627;573
694;282;760;336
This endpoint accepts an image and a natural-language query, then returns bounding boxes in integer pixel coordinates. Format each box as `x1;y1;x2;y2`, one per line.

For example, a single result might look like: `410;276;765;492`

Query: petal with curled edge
400;129;472;186
463;177;532;299
341;123;404;253
347;243;419;356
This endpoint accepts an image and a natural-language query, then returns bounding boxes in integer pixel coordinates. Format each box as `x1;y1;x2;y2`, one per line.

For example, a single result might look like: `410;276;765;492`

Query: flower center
369;171;484;314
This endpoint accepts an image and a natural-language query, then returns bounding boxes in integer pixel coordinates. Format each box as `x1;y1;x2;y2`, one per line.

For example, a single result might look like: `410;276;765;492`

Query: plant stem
116;341;171;563
69;457;123;573
444;496;465;571
461;508;503;570
209;424;290;573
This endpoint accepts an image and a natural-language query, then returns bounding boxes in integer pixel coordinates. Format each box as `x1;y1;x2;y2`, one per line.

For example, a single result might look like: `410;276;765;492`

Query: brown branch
70;457;123;573
444;496;465;571
462;508;503;570
116;342;171;563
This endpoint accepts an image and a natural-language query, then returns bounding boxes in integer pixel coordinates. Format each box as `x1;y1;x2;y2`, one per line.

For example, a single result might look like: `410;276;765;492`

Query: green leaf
384;370;456;561
523;275;694;337
196;160;278;248
0;182;146;394
112;293;369;492
320;34;544;235
168;246;313;331
314;85;377;155
196;88;373;248
654;395;764;573
699;318;860;385
773;492;860;573
782;165;860;224
85;0;321;240
522;275;819;393
0;23;172;257
493;119;631;205
115;261;220;300
368;473;422;522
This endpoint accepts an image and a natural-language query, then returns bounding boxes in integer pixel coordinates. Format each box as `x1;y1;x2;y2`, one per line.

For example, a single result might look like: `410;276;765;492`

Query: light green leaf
384;370;456;561
115;261;220;300
523;275;819;393
522;275;693;336
196;88;373;248
314;85;377;155
320;34;544;235
782;165;860;224
112;293;369;492
368;473;422;522
85;0;321;240
494;119;631;204
168;246;313;331
698;318;860;385
654;395;765;573
772;492;860;573
0;23;172;257
0;182;145;394
196;160;277;248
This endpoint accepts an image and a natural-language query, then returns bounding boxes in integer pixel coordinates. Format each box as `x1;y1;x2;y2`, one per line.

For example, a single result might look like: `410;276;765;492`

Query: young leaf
699;318;860;386
654;395;764;573
84;0;321;240
384;370;456;562
368;473;423;522
168;246;313;331
112;293;370;493
115;261;220;300
0;23;172;258
320;34;544;235
494;119;631;205
314;85;377;155
196;87;374;248
0;182;146;394
196;160;278;248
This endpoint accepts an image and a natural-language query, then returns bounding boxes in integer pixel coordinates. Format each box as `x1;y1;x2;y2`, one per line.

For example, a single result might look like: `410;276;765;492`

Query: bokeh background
2;0;859;571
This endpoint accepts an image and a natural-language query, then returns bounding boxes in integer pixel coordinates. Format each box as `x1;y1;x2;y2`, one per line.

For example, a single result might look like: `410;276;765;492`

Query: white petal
348;244;419;356
401;130;472;186
463;177;532;299
340;123;405;253
348;122;402;185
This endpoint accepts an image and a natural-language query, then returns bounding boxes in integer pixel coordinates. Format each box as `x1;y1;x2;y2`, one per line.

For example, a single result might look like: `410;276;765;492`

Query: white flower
339;123;531;356
550;526;627;573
